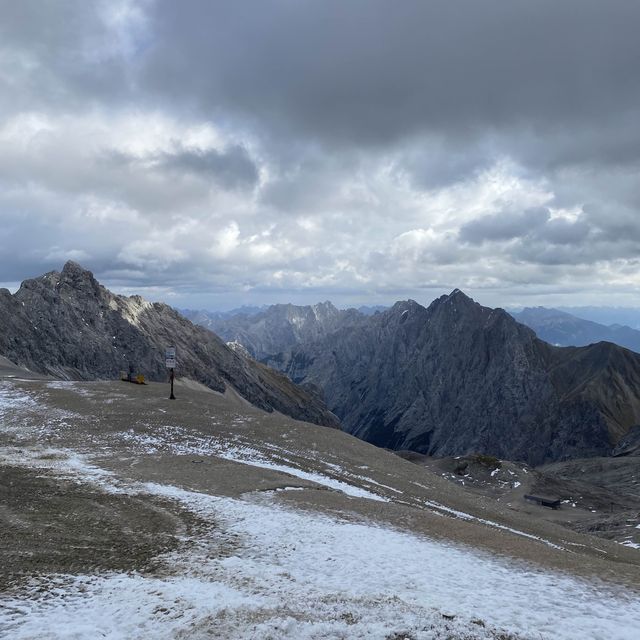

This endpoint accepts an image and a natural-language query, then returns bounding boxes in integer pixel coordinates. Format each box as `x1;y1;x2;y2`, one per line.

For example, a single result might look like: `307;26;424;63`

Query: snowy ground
1;380;640;639
2;457;640;640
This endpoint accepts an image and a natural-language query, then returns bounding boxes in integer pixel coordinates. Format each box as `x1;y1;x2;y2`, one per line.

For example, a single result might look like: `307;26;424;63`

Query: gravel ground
1;371;639;638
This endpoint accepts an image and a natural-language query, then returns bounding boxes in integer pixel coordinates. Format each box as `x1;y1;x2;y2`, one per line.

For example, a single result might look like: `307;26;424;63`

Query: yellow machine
120;371;146;385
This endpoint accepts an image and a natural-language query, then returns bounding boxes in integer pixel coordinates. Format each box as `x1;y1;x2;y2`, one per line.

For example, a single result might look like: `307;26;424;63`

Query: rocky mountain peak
0;262;340;429
16;269;60;295
389;299;420;313
311;301;339;318
443;288;477;307
61;260;91;277
424;289;487;330
56;260;103;298
382;300;424;327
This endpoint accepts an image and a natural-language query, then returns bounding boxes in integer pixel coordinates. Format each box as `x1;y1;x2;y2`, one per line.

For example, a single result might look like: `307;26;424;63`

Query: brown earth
398;449;640;550
1;370;639;596
0;465;208;591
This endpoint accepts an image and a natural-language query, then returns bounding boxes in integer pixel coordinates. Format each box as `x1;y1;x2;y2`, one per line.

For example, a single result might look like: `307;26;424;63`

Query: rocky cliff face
0;262;339;428
186;302;364;361
278;291;640;465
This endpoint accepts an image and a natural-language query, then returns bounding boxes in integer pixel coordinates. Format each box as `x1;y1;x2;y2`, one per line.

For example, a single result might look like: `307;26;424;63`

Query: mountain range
190;293;640;465
0;262;338;428
557;306;640;329
4;263;640;466
182;302;364;361
511;306;640;353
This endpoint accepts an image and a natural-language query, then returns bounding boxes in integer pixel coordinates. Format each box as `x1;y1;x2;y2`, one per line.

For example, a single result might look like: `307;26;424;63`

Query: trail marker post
165;346;176;400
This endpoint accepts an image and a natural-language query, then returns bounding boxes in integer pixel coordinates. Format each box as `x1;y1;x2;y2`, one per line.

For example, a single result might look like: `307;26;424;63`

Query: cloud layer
1;0;639;308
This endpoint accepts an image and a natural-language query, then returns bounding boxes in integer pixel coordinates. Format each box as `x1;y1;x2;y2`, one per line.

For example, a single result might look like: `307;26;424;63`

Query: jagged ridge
184;301;365;361
0;262;339;428
275;290;640;465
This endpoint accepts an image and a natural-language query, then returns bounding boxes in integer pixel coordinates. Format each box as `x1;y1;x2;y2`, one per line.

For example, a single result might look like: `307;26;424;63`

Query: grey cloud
514;236;640;266
160;145;259;190
458;204;638;266
143;1;640;149
396;138;497;190
459;208;550;245
137;0;640;227
2;1;640;308
103;145;260;192
586;207;640;243
0;0;141;116
260;154;350;213
536;218;590;246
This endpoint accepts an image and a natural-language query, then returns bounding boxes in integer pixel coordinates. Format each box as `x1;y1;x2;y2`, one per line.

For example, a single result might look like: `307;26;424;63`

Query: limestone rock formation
183;302;364;361
0;262;339;428
278;291;640;464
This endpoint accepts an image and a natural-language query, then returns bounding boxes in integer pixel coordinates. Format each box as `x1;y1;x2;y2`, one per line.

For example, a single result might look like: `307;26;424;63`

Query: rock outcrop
0;262;339;428
276;291;640;465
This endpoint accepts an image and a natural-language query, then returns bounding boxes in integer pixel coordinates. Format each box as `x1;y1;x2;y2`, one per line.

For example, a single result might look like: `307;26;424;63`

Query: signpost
165;346;176;400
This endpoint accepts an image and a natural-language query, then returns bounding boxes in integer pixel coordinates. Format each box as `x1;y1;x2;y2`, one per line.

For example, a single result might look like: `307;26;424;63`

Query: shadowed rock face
275;291;640;465
0;262;339;428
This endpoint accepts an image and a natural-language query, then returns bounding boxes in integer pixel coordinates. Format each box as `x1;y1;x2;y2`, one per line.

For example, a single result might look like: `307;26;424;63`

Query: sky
1;0;640;311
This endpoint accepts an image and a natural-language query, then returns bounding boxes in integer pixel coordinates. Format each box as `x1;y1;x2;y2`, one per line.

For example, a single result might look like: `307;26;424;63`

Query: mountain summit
0;262;338;427
274;290;640;464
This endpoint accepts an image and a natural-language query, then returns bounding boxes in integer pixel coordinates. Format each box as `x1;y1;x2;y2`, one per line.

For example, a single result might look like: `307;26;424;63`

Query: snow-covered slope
1;378;639;639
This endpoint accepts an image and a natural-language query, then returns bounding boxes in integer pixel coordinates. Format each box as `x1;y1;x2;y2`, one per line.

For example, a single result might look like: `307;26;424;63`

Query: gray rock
184;302;364;361
0;262;339;428
280;291;640;465
612;426;640;457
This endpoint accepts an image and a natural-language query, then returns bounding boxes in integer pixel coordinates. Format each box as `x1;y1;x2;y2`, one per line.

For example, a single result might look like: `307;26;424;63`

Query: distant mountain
180;305;267;329
0;262;338;428
274;291;640;465
356;305;388;316
557;306;640;330
187;302;365;361
512;307;640;353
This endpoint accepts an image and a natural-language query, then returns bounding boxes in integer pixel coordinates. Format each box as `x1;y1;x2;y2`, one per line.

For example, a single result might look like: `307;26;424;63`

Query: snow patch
422;499;566;551
3;478;639;640
621;541;640;550
116;428;390;502
0;382;36;418
0;446;122;492
218;447;390;501
46;381;93;397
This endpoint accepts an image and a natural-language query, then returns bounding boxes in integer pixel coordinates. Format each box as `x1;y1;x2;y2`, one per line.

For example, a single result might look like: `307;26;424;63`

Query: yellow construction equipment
120;370;146;385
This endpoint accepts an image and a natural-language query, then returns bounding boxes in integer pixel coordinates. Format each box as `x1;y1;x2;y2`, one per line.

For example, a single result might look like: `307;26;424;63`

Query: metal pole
169;368;176;400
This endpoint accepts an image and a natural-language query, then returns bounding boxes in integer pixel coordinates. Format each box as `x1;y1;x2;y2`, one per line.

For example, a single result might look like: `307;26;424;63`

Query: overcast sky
1;0;640;310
